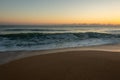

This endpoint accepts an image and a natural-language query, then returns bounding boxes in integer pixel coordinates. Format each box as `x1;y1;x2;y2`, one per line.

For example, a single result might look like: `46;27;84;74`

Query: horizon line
0;23;120;26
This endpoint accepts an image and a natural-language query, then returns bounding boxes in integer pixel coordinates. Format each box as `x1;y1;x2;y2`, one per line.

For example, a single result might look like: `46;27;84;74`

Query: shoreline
0;44;120;65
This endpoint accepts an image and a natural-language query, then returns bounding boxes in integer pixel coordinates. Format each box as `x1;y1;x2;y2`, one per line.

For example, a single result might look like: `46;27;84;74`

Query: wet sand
0;44;120;65
0;50;120;80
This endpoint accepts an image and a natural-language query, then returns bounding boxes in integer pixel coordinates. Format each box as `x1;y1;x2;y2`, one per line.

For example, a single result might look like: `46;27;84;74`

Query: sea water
0;25;120;52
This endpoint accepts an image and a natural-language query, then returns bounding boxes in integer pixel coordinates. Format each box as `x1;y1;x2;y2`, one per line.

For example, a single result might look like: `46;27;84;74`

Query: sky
0;0;120;25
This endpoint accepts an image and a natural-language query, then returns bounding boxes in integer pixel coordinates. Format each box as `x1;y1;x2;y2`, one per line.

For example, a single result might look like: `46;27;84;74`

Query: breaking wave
0;32;120;51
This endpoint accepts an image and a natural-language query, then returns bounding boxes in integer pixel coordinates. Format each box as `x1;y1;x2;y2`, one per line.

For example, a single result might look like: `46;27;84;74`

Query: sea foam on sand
0;44;120;65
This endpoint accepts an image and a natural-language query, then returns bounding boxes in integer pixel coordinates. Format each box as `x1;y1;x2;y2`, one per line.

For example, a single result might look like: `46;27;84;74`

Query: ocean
0;25;120;52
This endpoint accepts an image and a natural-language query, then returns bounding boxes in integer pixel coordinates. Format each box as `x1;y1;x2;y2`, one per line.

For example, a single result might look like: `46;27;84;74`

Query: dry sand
0;50;120;80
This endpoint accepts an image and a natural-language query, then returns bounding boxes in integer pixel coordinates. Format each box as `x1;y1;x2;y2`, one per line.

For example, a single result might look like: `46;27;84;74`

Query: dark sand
1;50;120;80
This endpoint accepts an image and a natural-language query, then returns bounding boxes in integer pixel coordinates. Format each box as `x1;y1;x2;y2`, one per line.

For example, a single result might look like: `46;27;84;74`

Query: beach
1;0;120;80
1;45;120;80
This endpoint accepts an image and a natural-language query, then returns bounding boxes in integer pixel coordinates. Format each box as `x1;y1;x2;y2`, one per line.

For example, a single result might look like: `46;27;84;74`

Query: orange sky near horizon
1;17;120;25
